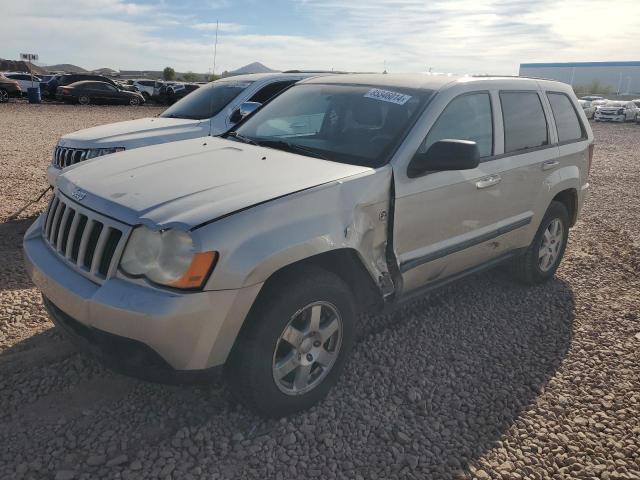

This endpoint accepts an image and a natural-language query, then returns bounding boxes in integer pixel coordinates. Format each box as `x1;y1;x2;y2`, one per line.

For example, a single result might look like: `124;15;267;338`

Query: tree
182;71;199;82
163;67;176;81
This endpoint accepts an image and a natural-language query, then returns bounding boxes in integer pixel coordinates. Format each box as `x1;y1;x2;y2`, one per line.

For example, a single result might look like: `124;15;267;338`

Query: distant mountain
46;64;88;73
0;58;47;75
92;67;118;76
227;62;278;75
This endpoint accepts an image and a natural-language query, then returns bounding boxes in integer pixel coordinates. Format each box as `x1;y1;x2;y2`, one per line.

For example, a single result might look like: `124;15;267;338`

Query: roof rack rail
471;74;558;82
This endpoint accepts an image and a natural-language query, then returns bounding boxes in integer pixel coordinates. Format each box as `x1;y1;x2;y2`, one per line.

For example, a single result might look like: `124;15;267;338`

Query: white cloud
192;22;245;33
1;0;638;74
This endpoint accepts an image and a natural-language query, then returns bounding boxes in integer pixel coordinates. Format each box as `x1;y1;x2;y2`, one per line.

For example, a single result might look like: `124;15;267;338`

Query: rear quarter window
547;92;584;143
500;91;549;153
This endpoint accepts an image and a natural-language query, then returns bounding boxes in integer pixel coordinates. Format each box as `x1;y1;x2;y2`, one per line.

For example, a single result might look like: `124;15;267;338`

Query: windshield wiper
226;131;259;146
255;139;329;160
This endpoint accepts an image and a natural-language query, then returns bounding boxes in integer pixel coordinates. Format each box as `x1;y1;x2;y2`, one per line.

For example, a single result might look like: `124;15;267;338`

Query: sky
2;0;640;75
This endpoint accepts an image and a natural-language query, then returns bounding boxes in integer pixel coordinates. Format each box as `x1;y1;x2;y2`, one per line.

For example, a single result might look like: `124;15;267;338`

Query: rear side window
547;93;584;143
500;92;548;153
421;92;493;158
249;81;298;104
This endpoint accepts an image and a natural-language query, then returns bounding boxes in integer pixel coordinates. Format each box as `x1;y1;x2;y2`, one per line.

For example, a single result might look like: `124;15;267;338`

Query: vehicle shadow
0;215;39;292
0;269;575;479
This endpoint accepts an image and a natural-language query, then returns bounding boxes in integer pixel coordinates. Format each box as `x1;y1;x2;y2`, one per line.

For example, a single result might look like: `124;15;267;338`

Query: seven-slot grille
52;146;92;168
43;193;129;283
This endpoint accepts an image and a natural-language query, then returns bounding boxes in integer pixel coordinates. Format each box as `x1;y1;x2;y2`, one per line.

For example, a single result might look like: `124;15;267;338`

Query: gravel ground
0;104;639;480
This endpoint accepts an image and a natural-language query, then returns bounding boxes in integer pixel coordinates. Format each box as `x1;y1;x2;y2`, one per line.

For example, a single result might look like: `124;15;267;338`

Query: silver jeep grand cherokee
24;74;593;416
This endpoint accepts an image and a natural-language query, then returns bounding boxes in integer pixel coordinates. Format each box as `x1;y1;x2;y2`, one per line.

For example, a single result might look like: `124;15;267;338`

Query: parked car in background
632;99;640;108
47;72;330;185
0;73;22;102
56;81;145;106
156;82;200;105
594;100;639;122
130;79;161;100
581;95;604;102
578;99;596;119
26;74;593;416
2;72;41;94
44;73;121;99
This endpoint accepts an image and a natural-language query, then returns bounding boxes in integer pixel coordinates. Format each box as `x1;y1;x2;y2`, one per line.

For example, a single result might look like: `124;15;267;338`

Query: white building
519;61;640;95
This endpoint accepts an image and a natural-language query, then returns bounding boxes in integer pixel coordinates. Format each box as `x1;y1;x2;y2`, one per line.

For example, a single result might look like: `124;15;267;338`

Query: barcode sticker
364;88;412;105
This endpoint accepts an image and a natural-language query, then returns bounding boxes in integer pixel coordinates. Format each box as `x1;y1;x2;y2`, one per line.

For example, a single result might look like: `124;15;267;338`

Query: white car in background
48;72;332;185
578;99;596;119
594;100;639;122
130;79;161;100
2;72;42;93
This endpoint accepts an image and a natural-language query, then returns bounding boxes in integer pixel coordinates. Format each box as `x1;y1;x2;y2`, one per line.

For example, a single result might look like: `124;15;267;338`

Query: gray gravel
0;103;639;479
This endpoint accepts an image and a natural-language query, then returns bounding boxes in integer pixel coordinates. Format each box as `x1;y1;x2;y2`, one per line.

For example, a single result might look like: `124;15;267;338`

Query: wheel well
259;249;384;313
552;189;578;226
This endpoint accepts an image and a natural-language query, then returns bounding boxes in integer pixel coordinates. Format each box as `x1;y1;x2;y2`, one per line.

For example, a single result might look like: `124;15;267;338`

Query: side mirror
408;139;480;177
230;101;262;123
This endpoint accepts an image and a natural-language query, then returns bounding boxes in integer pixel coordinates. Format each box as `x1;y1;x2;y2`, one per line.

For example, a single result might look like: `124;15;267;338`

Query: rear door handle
542;160;559;171
476;174;501;189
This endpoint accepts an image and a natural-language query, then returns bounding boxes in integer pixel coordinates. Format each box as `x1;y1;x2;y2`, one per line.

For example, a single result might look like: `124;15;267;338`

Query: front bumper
47;164;61;186
24;215;262;373
595;114;625;122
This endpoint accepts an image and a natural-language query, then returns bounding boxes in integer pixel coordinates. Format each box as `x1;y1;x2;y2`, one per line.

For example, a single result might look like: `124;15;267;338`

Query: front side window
234;84;431;167
160;80;254;120
419;92;493;158
547;92;584;143
500;92;548;153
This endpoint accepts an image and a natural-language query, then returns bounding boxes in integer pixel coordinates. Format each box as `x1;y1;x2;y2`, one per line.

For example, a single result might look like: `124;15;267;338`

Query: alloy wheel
0;89;8;103
538;218;564;272
79;95;90;105
272;301;343;396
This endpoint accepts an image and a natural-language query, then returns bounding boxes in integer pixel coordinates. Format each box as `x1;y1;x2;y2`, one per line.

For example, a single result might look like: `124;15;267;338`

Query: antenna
212;20;219;78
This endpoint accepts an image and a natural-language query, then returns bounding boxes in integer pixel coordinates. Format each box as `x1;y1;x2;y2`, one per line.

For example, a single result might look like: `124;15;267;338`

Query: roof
521;61;640;68
219;72;334;82
301;73;461;90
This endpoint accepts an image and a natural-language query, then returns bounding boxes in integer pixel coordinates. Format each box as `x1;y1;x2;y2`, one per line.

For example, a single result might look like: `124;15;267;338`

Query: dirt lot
0;104;638;480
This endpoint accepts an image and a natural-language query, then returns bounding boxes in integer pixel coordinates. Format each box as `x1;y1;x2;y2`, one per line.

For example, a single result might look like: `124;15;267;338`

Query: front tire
508;201;570;285
129;97;141;106
226;267;356;417
0;88;8;103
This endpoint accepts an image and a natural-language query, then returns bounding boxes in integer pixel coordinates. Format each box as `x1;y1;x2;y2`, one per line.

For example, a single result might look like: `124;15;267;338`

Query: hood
57;137;373;229
57;117;209;150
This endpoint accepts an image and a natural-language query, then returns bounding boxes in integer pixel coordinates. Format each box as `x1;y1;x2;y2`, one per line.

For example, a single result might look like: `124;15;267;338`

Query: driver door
393;91;515;294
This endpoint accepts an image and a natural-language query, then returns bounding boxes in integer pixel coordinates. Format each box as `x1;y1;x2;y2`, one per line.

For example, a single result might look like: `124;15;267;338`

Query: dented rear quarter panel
198;166;393;292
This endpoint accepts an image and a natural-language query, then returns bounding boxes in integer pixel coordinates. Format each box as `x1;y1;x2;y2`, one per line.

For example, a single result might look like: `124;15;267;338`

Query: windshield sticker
364;88;412;105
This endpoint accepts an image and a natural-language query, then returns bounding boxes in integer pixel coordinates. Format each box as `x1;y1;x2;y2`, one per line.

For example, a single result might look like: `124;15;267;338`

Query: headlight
86;147;126;159
120;226;217;290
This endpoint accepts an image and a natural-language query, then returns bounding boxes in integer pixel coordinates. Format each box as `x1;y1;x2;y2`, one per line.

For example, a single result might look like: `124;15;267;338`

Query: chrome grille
52;146;91;168
42;193;130;283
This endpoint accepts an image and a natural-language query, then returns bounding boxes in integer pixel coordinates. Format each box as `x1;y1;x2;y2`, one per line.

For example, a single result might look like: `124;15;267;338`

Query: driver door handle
542;160;560;171
476;174;501;189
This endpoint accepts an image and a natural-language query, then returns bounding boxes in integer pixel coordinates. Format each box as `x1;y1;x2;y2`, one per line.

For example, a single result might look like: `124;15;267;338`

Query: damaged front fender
196;166;395;295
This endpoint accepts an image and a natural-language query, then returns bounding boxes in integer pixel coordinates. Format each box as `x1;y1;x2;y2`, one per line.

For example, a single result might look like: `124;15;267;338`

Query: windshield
233;84;432;167
160;80;254;120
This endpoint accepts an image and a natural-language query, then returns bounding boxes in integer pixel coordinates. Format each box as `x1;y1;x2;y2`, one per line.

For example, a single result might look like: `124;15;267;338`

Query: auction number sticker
364;88;412;105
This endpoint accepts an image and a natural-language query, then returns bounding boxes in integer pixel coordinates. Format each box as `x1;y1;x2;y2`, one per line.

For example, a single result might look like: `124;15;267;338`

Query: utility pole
212;20;219;78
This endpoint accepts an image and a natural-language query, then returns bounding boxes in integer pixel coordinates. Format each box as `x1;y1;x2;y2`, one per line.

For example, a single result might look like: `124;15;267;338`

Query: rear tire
225;267;356;417
129;97;141;106
78;95;90;105
508;201;570;285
